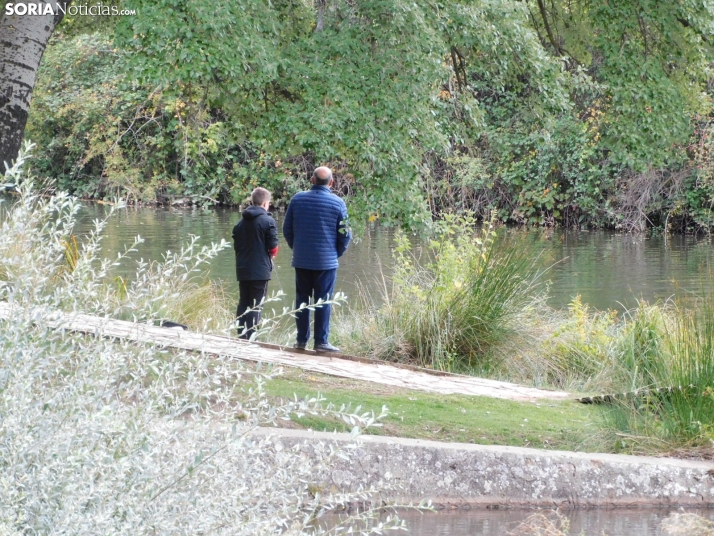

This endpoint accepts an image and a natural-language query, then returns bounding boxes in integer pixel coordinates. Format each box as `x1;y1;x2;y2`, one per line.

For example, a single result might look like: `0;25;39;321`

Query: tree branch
536;0;563;55
677;16;709;44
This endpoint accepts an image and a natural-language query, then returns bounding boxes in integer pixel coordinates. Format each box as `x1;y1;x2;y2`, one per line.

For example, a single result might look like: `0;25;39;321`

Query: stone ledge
254;428;714;509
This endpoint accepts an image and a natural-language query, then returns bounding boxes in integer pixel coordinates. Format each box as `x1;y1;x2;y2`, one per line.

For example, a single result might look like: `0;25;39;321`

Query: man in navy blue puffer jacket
283;166;351;352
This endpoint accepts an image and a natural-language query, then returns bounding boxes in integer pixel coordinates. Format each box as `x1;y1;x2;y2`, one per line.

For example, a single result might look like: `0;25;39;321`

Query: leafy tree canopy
115;0;562;227
24;0;714;230
527;0;714;168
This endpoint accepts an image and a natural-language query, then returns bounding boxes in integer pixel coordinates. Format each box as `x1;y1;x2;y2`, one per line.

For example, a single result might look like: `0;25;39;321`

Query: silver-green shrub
0;144;403;535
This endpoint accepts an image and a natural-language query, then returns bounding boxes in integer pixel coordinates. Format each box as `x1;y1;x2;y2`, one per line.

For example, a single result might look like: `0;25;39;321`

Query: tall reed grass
605;299;714;449
515;296;618;390
335;213;547;372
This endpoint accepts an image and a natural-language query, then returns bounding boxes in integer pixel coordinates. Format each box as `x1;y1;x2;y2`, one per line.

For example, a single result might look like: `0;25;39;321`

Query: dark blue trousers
294;268;337;345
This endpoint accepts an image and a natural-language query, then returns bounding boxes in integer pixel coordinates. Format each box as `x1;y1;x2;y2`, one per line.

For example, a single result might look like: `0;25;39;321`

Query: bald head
312;166;333;186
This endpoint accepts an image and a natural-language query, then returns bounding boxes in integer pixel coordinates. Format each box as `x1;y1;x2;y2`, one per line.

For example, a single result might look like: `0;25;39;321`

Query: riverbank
9;293;705;508
9;162;714;459
56;199;714;457
0;301;598;451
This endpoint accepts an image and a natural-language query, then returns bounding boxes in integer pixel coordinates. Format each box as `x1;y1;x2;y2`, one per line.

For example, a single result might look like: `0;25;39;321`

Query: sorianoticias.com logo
4;2;136;16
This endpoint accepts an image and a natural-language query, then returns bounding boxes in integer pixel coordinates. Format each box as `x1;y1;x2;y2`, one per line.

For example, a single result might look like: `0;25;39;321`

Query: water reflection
75;205;394;316
73;205;714;313
547;230;714;311
323;507;714;536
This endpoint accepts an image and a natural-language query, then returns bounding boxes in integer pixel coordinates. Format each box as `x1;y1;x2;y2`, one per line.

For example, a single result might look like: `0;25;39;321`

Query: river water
342;507;714;535
77;204;714;313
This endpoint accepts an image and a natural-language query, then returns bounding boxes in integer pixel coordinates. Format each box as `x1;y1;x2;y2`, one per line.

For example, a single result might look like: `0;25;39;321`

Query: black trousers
236;280;268;340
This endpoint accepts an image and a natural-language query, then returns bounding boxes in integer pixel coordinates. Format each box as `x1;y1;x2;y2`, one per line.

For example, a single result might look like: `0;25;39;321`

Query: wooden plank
0;302;570;401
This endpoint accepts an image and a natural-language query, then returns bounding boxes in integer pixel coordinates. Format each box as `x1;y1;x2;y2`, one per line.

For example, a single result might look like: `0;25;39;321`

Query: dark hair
251;187;271;206
312;167;333;186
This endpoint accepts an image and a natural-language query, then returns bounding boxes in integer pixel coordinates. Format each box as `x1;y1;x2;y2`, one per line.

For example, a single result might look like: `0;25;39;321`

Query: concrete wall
257;428;714;508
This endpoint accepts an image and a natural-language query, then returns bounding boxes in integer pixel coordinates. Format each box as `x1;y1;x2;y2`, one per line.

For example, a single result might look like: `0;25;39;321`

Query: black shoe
294;341;307;350
314;342;340;353
161;320;188;330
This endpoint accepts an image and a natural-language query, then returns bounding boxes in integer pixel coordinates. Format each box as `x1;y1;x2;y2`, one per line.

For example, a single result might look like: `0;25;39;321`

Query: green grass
263;369;607;452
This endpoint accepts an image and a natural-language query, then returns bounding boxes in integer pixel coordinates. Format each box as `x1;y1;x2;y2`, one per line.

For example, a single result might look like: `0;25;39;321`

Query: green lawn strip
264;368;608;452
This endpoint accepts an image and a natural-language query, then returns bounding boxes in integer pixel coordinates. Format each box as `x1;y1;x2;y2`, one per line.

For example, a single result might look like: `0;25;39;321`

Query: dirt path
0;303;570;402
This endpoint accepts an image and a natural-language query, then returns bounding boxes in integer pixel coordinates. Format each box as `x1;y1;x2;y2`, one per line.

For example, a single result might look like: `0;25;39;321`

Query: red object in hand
269;246;279;258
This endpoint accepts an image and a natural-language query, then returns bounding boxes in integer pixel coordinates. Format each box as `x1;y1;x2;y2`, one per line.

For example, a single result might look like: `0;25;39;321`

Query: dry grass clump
507;511;572;536
147;273;234;332
661;513;714;535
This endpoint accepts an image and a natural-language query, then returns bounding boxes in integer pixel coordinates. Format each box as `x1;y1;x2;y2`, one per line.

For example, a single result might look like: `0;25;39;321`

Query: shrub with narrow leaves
0;144;404;535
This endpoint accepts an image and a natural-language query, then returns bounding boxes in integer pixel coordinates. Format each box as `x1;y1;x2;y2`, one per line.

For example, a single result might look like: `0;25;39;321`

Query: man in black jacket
232;187;279;339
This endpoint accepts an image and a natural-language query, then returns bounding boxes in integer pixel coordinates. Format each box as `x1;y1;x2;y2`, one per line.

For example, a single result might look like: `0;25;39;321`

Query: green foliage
685;120;714;229
540;296;619;388
428;0;714;228
58;0;125;36
615;303;669;390
26;32;301;205
427;0;714;229
112;0;580;227
606;300;714;449
24;0;714;230
478;105;617;227
115;0;453;226
527;0;714;169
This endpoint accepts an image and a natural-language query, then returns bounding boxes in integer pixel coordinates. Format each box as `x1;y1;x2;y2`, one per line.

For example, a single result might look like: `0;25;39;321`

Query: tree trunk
315;0;326;32
0;1;71;171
